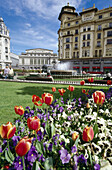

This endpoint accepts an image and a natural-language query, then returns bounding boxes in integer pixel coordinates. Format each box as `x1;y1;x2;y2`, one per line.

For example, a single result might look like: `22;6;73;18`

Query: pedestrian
4;66;9;79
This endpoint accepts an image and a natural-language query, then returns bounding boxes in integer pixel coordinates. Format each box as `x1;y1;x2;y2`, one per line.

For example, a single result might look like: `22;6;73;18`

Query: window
75;37;78;42
109;23;112;28
22;58;24;64
73;52;75;58
107;31;112;37
98;25;102;30
68;23;70;26
83;35;86;40
76;21;78;24
67;31;70;35
95;50;97;57
38;59;40;64
65;52;69;58
83;27;86;32
99;15;102;19
75;44;78;49
77;52;79;58
66;38;70;42
97;41;101;47
87;34;90;40
99;50;102;56
68;17;70;20
5;55;8;60
107;39;112;44
66;44;69;49
45;59;48;64
87;41;90;47
5;39;8;43
30;59;33;65
83;42;85;47
5;47;8;53
75;29;78;34
41;59;44;65
110;13;112;16
88;27;91;31
34;59;36;64
97;33;101;39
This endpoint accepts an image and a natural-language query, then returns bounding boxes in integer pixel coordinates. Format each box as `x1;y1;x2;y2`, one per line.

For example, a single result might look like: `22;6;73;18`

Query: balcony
96;45;101;47
74;47;78;50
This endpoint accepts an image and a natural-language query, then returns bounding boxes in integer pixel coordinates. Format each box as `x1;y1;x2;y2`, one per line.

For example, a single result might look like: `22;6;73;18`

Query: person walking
4;66;9;79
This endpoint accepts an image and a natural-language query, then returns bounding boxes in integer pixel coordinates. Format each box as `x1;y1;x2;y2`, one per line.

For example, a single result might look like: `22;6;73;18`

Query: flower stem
22;156;25;170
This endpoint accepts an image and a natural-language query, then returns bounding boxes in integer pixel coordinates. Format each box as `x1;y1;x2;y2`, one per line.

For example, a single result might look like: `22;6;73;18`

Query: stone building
0;18;11;69
58;3;112;73
10;52;19;68
19;48;58;70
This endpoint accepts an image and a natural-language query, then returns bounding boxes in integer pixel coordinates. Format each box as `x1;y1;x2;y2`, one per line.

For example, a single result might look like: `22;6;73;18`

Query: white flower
93;112;97;117
104;109;110;114
65;138;70;144
93;155;99;164
40;127;44;132
49;116;53;122
99;109;104;113
62;112;67;119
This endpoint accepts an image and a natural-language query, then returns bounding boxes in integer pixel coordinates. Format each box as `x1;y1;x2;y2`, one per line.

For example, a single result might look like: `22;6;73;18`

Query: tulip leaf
93;123;98;137
51;123;55;138
32;161;40;170
36;141;43;154
5;149;14;164
44;157;53;170
75;136;79;147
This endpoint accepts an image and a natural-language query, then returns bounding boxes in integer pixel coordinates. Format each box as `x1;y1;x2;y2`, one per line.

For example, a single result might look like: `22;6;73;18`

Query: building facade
10;52;19;68
19;48;58;70
58;3;112;73
0;18;11;69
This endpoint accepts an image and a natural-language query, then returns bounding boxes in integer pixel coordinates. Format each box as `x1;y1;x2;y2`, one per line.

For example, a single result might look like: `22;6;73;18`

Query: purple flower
71;145;77;153
37;131;43;142
60;141;65;148
78;154;87;165
13;157;23;170
27;146;38;162
0;146;2;153
12;136;20;146
48;143;53;152
26;106;31;110
38;154;45;162
94;163;100;170
53;134;59;141
58;106;64;113
59;149;71;164
68;116;71;120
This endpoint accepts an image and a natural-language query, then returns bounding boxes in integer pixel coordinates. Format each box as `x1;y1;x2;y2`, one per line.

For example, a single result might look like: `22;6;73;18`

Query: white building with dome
0;17;12;69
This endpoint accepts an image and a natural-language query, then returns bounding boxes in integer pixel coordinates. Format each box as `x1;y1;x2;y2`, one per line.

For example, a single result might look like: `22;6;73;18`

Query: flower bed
0;83;112;170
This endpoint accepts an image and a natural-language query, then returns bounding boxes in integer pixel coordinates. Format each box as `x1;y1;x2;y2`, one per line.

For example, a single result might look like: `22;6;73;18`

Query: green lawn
0;81;108;125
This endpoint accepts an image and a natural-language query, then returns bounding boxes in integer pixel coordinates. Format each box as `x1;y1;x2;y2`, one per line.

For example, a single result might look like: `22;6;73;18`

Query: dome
0;17;4;22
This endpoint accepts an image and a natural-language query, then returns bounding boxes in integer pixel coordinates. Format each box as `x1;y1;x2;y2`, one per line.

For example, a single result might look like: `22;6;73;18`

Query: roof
58;5;78;20
26;48;53;52
79;8;98;15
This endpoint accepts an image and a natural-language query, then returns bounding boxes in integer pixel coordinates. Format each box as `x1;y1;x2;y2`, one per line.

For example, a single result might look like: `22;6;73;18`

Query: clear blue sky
0;0;111;55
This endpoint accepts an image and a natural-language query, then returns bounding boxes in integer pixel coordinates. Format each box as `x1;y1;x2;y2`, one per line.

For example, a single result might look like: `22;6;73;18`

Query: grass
0;81;108;125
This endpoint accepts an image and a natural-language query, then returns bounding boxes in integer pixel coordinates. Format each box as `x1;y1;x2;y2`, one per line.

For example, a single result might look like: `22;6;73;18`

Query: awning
82;67;89;68
92;67;100;69
103;67;112;69
73;67;79;69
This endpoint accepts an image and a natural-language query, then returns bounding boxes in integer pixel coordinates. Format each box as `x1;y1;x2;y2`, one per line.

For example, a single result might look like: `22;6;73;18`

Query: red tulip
42;93;53;105
72;132;79;141
0;122;16;139
82;89;89;95
80;80;85;86
32;95;42;106
58;88;66;96
93;91;105;105
88;78;94;83
82;126;94;142
67;85;75;92
14;106;24;116
52;87;56;92
107;80;111;85
27;116;40;130
15;136;32;157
